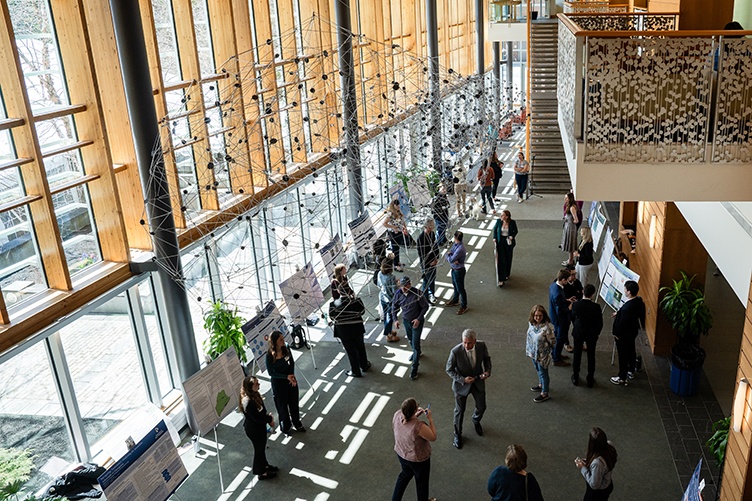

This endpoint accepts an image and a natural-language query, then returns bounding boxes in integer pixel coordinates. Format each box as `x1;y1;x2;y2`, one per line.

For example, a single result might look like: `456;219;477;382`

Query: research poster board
242;300;288;373
406;176;432;209
348;213;377;257
389;184;411;220
599;254;640;311
587;201;598;227
319;234;344;280
99;420;188;501
182;347;245;436
598;229;615;280
591;205;607;250
681;459;704;501
278;262;326;321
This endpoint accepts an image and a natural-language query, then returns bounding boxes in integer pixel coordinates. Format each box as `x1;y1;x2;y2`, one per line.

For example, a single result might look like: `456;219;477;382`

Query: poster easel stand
213;426;224;493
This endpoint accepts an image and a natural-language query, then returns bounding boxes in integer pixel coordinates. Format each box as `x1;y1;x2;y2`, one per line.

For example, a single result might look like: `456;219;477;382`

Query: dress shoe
346;370;362;378
294;424;306;433
571;374;579;386
453;434;463;449
258;471;277;480
362;361;372;372
473;421;483;436
456;306;468;315
265;464;279;472
553;360;571;367
443;300;459;307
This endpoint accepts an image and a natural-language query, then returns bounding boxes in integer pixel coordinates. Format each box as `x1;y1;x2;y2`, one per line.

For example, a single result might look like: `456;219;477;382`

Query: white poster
599;254;641;311
319;234;344;280
591;206;607;250
241;300;288;373
182;347;246;435
587;201;598;227
348;213;377;257
598;229;615;280
278;262;326;320
99;421;188;501
389;183;412;220
406;176;433;209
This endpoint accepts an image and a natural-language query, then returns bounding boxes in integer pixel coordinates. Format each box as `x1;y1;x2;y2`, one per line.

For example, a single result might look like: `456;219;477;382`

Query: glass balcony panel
0;206;47;307
51;185;102;276
0;342;73;493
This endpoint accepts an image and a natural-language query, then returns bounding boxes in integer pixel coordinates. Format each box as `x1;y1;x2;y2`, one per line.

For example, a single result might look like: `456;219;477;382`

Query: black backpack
290;324;309;349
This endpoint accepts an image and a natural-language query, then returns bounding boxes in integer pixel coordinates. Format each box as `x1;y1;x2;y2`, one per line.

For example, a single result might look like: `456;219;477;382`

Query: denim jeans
435;217;447;246
381;299;394;335
403;318;424;376
421;266;436;298
450;267;467;307
481;186;495;212
533;360;549;395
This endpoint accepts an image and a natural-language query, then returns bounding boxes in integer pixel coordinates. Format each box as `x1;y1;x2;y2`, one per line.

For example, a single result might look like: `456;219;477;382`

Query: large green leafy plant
659;272;713;346
706;416;730;465
203;301;247;363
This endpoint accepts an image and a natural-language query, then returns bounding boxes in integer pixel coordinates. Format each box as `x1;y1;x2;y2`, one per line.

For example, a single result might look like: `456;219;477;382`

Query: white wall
676;202;752;305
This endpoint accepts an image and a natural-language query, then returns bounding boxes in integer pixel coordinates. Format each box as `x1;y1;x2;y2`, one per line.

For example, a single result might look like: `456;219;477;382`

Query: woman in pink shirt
391;397;437;501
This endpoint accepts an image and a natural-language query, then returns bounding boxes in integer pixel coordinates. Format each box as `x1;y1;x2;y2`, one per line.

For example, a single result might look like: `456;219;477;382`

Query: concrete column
506;41;514;113
334;0;364;219
475;0;485;75
109;0;200;382
426;0;442;172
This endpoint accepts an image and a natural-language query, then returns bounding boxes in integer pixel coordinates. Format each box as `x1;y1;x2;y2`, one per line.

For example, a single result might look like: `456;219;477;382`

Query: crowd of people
238;148;650;500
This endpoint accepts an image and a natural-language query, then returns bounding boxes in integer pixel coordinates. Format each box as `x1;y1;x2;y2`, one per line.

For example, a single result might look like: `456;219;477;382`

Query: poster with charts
98;420;188;501
598;229;615;280
406;176;433;209
389;184;412;220
319;234;344;280
588;201;598;227
278;262;325;321
242;300;288;373
599;254;640;311
182;347;245;435
348;213;377;257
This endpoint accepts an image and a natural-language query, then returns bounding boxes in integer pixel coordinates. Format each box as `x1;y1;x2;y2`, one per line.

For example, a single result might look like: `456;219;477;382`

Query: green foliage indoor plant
706;416;730;465
659;272;713;395
203;301;247;363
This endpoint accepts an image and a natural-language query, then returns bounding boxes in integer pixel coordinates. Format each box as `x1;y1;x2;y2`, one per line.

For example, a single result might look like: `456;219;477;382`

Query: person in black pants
266;331;306;434
610;281;646;386
490;149;503;200
417;217;440;303
330;296;371;378
570;284;603;387
239;376;278;480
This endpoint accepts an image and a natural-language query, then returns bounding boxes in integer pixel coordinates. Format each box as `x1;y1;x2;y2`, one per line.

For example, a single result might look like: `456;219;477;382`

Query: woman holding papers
239;376;278;480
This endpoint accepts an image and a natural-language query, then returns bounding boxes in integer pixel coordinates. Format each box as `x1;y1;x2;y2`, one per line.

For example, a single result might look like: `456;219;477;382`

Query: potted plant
659;272;713;396
202;301;248;365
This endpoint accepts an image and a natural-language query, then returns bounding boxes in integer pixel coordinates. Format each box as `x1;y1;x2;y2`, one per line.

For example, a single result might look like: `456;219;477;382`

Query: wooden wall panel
81;0;152;251
678;0;734;30
629;202;707;355
721;278;752;500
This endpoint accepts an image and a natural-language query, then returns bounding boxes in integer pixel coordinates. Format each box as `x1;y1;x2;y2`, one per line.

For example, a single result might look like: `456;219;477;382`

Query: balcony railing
563;2;629;14
558;13;752;164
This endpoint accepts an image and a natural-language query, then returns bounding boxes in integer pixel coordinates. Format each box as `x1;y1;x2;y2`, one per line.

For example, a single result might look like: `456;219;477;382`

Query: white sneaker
627;372;635;380
610;376;628;386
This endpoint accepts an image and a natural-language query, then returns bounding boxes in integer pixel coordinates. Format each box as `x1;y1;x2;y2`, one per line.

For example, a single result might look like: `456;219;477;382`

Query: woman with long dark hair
239;376;278;480
493;210;518;287
266;331;305;435
574;427;618;500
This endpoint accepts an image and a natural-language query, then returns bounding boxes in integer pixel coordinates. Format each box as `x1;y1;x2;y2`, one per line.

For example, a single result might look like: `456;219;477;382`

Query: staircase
528;20;571;194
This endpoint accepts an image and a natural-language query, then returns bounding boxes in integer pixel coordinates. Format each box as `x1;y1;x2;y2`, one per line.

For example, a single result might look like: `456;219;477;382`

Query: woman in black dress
493;210;518;287
239;376;278;480
266;331;305;435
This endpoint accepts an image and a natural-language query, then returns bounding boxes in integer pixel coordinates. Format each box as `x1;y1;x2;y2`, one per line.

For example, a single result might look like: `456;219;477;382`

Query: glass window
191;0;215;77
138;280;176;397
0;342;74;494
152;0;182;84
58;293;150;447
181;245;215;358
43;150;86;191
9;0;69;112
214;219;265;316
51;185;102;276
0;206;47;307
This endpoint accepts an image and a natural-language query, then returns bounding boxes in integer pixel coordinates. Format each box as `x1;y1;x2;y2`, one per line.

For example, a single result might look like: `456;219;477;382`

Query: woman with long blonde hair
575;226;594;287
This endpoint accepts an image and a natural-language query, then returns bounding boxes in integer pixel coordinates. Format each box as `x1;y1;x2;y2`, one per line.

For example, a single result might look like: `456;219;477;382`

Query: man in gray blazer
446;329;492;449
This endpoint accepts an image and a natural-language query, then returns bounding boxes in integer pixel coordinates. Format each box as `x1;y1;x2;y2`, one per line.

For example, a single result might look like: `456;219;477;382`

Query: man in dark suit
548;269;572;367
610;280;646;386
570;284;603;387
446;329;492;449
